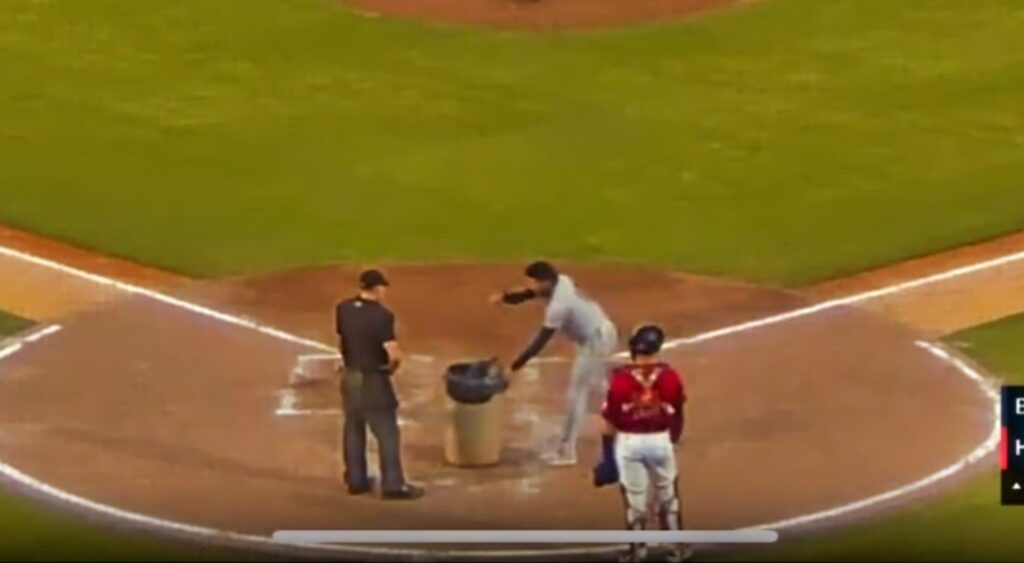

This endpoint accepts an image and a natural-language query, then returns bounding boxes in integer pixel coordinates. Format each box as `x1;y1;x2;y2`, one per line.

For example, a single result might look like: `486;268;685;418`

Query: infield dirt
1;226;1021;558
0;257;995;558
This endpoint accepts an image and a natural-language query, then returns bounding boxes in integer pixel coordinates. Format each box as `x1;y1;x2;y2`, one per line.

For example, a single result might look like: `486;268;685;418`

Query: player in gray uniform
491;261;618;466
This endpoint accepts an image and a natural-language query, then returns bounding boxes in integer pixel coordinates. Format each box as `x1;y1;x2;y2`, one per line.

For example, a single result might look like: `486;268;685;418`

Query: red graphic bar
1003;426;1009;471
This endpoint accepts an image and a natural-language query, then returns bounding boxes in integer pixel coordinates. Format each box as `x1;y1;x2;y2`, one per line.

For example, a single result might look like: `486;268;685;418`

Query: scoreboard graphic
1002;386;1024;505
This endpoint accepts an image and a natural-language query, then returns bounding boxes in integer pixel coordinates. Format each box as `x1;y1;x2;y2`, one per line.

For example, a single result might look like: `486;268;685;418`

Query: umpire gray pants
343;406;406;492
340;367;405;493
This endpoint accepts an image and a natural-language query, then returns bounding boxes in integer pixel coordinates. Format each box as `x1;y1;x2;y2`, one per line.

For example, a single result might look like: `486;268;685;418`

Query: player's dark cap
524;261;559;282
359;269;390;290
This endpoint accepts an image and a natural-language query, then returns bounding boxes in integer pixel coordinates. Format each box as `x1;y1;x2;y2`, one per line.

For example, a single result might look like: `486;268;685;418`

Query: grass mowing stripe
0;312;32;338
1;0;1023;283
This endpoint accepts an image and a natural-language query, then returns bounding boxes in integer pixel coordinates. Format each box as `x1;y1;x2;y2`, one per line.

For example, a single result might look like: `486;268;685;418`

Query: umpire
336;269;423;500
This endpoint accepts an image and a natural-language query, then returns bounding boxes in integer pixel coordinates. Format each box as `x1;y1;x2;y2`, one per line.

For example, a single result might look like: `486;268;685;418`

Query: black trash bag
445;358;509;405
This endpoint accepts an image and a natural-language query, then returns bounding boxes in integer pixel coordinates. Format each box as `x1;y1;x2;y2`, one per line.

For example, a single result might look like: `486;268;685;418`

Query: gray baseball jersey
543;275;612;345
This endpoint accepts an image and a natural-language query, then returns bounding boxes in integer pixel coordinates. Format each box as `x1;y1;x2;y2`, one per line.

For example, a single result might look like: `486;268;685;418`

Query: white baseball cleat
618;544;649;563
665;544;695;562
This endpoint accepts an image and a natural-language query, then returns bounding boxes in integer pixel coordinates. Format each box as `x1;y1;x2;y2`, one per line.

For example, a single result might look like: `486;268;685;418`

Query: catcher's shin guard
657;477;683;531
619;485;649;562
619;484;648;531
620;520;648;563
657;478;692;562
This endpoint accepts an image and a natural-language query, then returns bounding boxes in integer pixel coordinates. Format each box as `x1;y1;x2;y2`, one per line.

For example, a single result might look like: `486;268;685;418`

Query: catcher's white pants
562;320;618;447
615;431;681;530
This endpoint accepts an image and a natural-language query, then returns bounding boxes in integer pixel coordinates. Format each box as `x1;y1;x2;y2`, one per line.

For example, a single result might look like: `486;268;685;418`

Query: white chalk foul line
656;247;1024;351
0;240;1011;556
0;325;62;362
755;340;1000;531
0;246;335;354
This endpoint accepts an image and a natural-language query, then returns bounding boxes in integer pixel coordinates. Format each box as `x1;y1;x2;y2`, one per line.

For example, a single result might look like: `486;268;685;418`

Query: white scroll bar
272;529;778;544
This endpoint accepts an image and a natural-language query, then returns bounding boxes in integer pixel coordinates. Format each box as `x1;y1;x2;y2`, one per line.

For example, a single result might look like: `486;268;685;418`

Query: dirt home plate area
0;236;1003;560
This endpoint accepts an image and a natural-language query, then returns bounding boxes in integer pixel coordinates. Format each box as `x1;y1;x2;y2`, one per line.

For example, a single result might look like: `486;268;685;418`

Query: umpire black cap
359;269;390;290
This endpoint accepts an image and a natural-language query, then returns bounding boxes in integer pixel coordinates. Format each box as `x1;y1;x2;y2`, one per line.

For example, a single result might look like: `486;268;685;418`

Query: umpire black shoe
381;483;425;500
346;477;375;496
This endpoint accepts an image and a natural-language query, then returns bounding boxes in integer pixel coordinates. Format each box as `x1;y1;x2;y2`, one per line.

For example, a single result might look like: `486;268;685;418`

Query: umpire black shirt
336;296;399;409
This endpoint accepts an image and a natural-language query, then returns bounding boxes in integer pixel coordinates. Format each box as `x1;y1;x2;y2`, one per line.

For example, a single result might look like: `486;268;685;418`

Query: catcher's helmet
629;324;665;357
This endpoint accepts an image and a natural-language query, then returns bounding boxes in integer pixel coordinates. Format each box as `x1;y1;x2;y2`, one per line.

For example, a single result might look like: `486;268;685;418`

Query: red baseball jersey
602;362;686;439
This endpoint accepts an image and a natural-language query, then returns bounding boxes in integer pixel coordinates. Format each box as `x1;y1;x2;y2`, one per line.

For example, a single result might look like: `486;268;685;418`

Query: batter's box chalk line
274;389;418;428
286;352;438;387
0;240;1013;558
274;389;341;417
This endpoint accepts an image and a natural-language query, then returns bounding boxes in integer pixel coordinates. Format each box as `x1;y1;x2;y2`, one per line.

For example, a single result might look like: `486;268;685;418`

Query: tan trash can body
444;393;504;467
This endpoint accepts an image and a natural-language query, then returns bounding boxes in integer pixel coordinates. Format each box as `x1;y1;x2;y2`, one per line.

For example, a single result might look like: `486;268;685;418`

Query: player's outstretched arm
509;327;555;371
489;287;538;306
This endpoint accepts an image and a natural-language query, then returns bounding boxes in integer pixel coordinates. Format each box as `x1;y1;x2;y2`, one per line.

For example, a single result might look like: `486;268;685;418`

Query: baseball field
1;0;1023;560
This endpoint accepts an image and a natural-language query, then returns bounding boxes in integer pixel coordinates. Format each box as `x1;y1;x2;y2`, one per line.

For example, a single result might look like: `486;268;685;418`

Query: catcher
594;324;691;562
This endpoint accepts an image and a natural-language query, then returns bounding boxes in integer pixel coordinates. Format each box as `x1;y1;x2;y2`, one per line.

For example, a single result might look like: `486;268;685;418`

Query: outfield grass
0;312;32;337
741;314;1024;562
0;494;201;561
1;0;1023;283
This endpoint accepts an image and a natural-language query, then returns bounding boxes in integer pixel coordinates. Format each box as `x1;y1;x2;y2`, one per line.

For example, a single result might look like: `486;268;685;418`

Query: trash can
443;359;508;467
